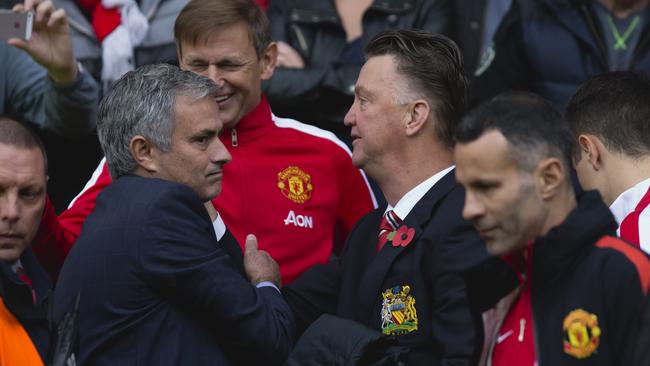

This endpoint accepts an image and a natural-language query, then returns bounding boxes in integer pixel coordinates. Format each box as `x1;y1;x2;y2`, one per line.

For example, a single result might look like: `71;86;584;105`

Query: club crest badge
277;166;313;204
380;285;418;335
563;309;601;359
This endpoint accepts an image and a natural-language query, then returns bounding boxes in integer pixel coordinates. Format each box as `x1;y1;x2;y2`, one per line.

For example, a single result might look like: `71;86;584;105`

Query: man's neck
539;186;577;237
603;155;650;205
599;0;648;18
375;145;453;206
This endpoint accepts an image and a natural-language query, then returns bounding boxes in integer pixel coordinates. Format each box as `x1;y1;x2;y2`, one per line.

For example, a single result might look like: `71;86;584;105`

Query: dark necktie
15;266;36;304
377;210;401;252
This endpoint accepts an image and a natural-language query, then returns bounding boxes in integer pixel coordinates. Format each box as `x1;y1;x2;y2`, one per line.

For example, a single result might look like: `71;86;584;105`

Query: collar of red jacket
220;95;274;146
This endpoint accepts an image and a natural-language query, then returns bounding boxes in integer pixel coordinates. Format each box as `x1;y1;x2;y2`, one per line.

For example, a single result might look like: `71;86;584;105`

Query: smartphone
0;10;33;42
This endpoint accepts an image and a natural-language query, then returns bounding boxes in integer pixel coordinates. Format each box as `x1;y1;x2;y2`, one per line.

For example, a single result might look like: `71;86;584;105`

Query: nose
462;191;485;222
210;138;232;166
343;101;356;127
207;65;225;87
0;193;20;224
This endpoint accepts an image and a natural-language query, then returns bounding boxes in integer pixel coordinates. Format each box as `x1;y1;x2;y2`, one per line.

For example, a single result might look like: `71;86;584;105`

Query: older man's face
344;55;412;175
0;144;46;262
152;95;232;201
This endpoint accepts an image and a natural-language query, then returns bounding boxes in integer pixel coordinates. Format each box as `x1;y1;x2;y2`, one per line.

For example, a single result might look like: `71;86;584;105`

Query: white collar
385;166;455;221
610;177;650;226
212;212;227;241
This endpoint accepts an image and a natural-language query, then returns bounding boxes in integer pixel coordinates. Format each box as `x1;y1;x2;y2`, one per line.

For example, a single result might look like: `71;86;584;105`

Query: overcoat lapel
353;171;458;324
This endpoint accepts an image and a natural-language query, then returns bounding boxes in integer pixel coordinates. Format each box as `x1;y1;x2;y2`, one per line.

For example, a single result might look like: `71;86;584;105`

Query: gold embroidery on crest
380;285;418;335
563;309;601;359
277;166;313;203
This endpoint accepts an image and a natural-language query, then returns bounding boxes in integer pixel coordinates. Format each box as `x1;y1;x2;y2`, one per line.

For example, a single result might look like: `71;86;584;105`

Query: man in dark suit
282;30;488;365
53;64;295;365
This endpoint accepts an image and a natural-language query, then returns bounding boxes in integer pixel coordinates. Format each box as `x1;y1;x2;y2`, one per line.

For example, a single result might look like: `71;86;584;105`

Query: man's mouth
216;94;233;103
207;170;223;179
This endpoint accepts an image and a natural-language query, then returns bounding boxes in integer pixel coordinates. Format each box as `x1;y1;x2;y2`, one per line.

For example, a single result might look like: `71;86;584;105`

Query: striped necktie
377;210;401;252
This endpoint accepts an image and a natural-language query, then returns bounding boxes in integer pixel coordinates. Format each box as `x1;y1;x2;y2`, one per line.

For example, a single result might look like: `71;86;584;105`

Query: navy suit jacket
53;175;295;365
284;170;489;366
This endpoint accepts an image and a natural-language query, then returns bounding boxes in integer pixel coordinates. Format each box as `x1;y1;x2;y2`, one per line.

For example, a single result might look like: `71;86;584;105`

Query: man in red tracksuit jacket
32;0;376;284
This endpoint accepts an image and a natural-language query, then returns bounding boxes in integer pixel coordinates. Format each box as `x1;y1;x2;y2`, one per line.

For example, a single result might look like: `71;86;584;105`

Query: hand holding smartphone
0;10;33;42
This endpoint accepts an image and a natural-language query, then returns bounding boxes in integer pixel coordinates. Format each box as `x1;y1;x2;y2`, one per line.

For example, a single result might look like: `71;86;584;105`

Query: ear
130;135;158;173
404;99;431;137
260;41;278;81
535;157;566;200
578;134;602;170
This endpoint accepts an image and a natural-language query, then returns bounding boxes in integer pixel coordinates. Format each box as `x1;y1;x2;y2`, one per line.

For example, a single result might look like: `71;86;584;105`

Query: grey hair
97;63;218;179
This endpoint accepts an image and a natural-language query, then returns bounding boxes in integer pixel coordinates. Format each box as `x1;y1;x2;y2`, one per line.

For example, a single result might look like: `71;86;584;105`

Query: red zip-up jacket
32;96;376;284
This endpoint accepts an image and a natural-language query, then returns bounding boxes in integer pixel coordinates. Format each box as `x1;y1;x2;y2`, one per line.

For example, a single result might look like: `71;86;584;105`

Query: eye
187;62;208;71
20;188;41;201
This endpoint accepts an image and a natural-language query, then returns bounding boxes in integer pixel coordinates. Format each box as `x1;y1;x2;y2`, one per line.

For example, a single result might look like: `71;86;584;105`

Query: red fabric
595;236;650;295
31;96;375;285
31;168;112;280
76;0;121;42
255;0;268;10
492;246;537;366
14;267;36;304
620;185;650;248
377;210;400;251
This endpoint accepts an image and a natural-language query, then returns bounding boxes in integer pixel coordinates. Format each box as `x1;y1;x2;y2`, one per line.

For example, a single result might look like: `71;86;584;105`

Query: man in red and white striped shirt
567;72;650;253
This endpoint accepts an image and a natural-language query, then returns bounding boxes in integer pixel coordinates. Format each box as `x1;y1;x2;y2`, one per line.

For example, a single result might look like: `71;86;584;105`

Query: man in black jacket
283;30;488;366
455;92;650;365
472;0;650;109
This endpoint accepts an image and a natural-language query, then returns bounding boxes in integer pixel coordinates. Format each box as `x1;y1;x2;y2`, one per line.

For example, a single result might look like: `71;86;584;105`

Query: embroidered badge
380;285;418;335
277;166;313;204
562;309;601;359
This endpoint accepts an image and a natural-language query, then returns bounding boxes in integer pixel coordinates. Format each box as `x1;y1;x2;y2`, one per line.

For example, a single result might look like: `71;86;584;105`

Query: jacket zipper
577;0;610;70
231;129;238;147
630;15;650;68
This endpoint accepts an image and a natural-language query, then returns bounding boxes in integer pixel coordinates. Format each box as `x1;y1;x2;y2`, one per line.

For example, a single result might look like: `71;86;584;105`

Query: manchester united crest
563;309;601;359
277;166;313;204
380;285;418;335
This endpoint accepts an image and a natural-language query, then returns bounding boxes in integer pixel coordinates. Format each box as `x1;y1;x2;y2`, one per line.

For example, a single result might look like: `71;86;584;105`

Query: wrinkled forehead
0;144;47;183
178;22;255;58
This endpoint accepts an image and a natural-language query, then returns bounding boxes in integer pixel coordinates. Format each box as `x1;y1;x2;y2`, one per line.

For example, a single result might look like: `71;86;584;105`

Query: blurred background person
263;0;453;143
472;0;650;110
2;0;100;213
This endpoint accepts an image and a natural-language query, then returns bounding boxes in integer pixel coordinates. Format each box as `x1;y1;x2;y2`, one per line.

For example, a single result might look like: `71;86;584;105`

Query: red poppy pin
390;225;415;247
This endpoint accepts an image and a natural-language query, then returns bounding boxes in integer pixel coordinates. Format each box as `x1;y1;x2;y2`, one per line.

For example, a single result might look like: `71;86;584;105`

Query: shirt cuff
256;281;280;293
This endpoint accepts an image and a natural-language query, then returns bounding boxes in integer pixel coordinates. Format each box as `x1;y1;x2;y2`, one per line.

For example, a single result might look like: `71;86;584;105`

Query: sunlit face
455;130;548;256
178;21;275;129
152;95;232;201
0;144;46;262
344;55;411;174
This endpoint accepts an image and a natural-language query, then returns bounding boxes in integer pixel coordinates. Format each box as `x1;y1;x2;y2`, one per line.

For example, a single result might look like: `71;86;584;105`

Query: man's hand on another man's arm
244;234;282;289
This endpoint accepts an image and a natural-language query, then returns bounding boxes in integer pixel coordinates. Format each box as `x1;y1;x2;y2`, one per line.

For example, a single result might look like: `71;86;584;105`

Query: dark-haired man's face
0;143;46;262
455;130;548;256
178;21;276;129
